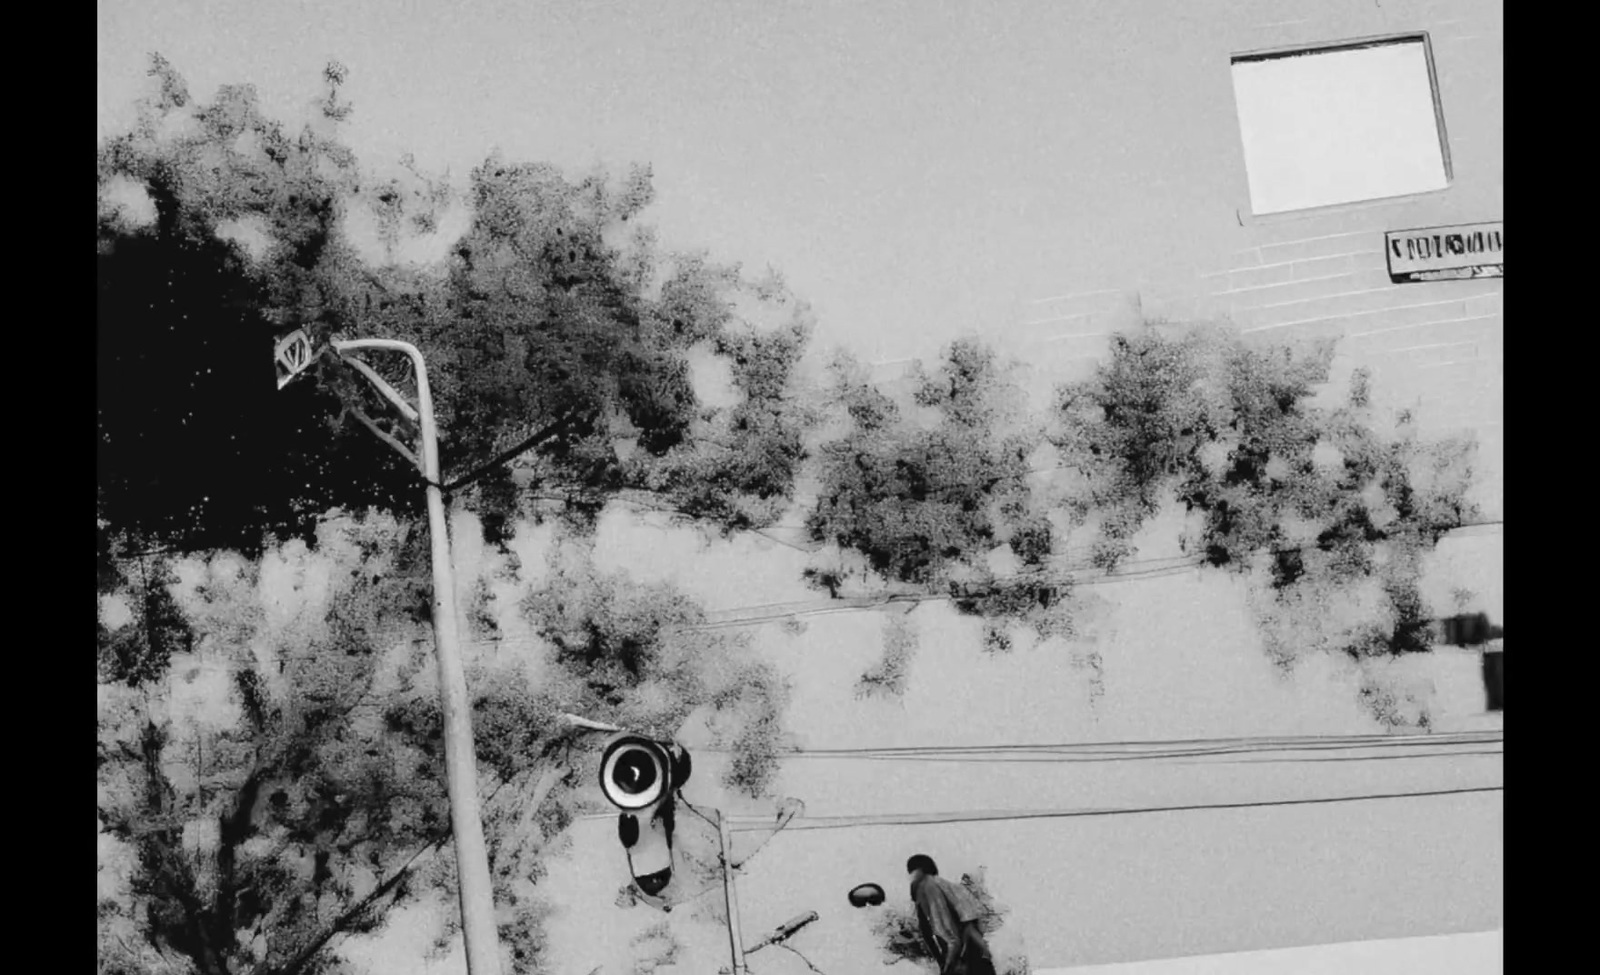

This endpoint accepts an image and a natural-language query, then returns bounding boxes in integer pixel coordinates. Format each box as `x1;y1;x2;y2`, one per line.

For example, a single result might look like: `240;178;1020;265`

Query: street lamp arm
329;339;443;486
345;404;421;470
332;336;428;360
339;353;421;426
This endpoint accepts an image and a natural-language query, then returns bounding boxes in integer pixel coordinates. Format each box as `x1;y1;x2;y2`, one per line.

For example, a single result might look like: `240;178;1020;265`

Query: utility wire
746;745;1504;767
732;802;805;870
686;731;1503;769
724;784;1503;834
758;729;1502;758
441;411;579;494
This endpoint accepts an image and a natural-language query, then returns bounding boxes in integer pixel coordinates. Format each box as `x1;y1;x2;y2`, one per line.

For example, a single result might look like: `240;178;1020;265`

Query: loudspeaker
598;733;693;907
598;734;691;810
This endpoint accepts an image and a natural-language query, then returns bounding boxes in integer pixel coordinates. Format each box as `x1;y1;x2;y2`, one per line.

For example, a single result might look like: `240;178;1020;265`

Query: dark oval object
848;883;886;908
670;746;693;789
599;734;670;810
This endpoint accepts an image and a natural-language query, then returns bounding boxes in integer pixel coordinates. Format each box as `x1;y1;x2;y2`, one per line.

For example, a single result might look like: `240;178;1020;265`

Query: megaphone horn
599;733;689;810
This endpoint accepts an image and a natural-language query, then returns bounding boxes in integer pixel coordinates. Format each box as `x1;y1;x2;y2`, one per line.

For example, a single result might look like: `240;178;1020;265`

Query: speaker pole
718;810;749;975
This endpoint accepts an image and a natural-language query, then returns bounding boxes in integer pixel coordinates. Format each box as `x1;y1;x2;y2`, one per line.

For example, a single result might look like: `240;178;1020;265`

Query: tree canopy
97;55;814;556
96;514;789;975
1052;325;1479;666
97;56;800;975
806;341;1069;651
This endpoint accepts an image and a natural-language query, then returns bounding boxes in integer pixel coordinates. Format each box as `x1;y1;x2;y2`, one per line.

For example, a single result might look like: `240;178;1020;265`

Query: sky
97;0;1256;365
98;2;1503;971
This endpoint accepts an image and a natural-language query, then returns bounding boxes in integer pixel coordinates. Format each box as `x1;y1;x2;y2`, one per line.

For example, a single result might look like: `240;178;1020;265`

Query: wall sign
1386;222;1503;282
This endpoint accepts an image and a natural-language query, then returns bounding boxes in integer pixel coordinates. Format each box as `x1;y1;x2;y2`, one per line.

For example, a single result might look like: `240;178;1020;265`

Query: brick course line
1240;302;1480;335
1347;313;1501;339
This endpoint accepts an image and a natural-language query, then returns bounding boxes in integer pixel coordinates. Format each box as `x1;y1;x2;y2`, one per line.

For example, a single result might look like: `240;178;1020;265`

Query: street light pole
718;810;749;975
282;335;503;975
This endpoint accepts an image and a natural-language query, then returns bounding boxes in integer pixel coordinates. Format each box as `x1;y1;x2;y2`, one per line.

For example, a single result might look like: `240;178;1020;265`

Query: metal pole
333;339;502;975
719;811;749;975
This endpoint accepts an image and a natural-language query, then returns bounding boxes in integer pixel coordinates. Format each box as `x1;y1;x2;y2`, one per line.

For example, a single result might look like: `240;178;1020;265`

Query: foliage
97;515;446;975
807;341;1065;640
97;56;814;556
1054;325;1479;665
518;544;792;798
521;549;712;734
388;159;816;537
857;616;918;700
708;658;792;798
97;57;423;554
96;513;791;975
640;312;817;534
629;921;682;974
97;56;810;974
98;548;194;687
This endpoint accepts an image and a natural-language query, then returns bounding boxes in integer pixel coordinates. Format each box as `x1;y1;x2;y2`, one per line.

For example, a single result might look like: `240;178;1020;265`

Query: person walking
907;854;997;975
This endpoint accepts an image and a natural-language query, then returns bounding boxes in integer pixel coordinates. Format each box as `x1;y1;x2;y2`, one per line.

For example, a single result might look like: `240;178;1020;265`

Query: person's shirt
911;874;994;962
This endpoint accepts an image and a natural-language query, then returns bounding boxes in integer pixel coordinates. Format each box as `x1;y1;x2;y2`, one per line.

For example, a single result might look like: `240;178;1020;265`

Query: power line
684;731;1503;770
723;784;1503;834
1215;748;1502;765
763;729;1501;758
442;411;579;494
760;745;1504;766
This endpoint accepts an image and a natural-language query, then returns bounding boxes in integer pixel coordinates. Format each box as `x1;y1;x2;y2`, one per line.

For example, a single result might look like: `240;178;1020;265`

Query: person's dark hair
906;854;939;876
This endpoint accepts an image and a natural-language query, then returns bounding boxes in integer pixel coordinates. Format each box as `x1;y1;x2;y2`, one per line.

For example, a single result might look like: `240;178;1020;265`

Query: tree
96;513;794;975
97;56;424;553
98;515;453;975
97;56;815;556
802;323;1480;719
806;341;1069;652
1053;324;1480;679
97;55;809;973
519;543;791;798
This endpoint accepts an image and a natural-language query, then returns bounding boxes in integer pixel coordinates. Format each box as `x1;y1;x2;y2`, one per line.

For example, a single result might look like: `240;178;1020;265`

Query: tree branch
506;763;567;864
778;942;828;973
262;762;569;975
215;762;271;943
264;830;448;975
444;410;581;493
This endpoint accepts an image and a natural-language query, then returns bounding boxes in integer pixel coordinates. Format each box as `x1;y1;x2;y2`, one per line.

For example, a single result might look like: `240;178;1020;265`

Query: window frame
1229;32;1454;217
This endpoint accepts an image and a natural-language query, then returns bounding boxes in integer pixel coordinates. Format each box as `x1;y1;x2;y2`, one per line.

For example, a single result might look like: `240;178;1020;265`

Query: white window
1230;34;1451;215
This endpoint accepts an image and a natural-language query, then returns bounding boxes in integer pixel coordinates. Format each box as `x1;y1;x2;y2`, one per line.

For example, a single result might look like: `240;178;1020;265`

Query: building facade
1008;0;1503;524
